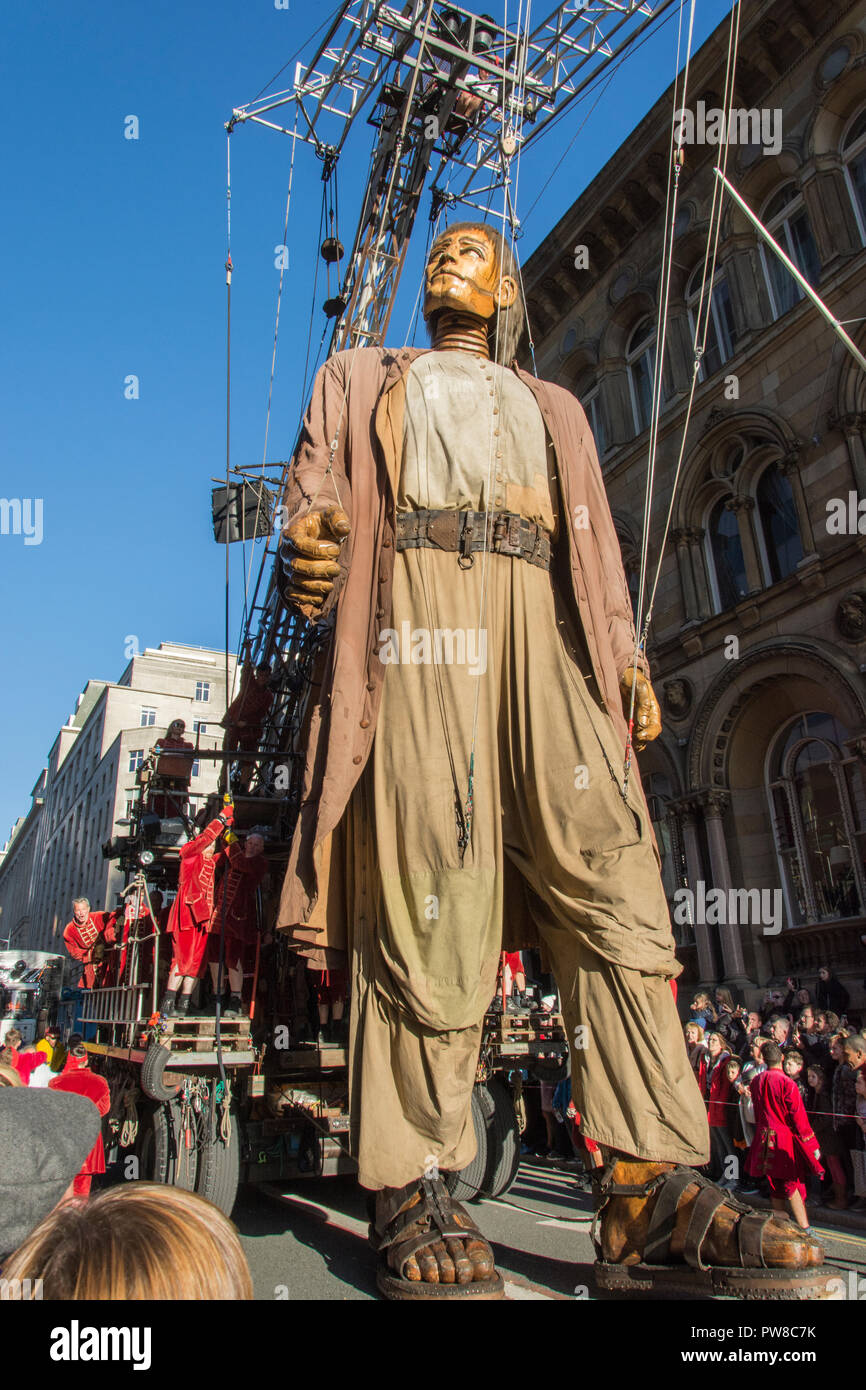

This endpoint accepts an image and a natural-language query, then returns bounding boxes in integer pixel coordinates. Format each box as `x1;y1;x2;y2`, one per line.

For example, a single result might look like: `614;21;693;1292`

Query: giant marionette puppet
275;223;825;1299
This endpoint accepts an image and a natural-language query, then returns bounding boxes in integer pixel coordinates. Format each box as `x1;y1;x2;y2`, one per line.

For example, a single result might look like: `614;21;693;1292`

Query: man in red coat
207;832;267;1018
220;662;273;793
49;1045;111;1198
63;897;118;990
161;803;234;1016
748;1040;824;1231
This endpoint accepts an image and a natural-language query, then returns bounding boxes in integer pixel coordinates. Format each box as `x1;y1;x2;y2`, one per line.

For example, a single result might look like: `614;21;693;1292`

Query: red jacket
707;1057;733;1127
747;1067;824;1182
211;844;267;943
63;911;118;989
50;1059;111;1176
10;1049;49;1085
222;666;272;735
167;818;228;934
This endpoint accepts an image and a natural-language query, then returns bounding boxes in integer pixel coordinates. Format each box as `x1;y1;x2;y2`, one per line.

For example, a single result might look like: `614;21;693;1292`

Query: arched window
755;464;803;583
768;712;865;924
843;107;866;245
760;182;821;317
707;497;748;611
686;262;737;378
580;380;609;459
627;318;656;433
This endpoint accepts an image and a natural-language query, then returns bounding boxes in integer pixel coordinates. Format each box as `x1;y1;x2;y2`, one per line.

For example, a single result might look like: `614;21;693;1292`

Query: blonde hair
2;1183;253;1300
0;1063;23;1087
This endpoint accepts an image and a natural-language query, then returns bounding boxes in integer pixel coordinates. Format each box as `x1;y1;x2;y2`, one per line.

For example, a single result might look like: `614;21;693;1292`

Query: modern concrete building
0;643;238;958
523;0;866;1001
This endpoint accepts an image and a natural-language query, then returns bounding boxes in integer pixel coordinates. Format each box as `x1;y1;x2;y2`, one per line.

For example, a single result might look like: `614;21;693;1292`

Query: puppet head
423;222;525;365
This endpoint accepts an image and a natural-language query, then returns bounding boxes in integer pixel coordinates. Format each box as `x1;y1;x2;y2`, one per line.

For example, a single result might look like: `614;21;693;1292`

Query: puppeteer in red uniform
748;1064;824;1203
207;832;267;1017
148;719;195;818
220;662;273;794
49;1048;112;1197
63;899;118;990
161;806;234;1016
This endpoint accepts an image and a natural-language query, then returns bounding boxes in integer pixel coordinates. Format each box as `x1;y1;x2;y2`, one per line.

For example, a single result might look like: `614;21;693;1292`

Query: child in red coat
49;1047;111;1198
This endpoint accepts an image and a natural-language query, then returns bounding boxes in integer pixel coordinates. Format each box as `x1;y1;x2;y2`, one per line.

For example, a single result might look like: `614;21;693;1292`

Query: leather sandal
592;1159;838;1300
370;1177;505;1301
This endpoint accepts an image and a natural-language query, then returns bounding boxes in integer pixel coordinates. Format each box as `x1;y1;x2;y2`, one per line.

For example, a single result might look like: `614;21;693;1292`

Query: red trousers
171;925;210;977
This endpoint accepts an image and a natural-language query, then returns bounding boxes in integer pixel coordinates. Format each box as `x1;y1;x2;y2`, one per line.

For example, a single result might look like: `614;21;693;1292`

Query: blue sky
1;0;733;841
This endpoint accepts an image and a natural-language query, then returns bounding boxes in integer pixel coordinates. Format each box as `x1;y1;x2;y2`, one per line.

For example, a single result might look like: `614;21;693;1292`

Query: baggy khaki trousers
344;547;709;1190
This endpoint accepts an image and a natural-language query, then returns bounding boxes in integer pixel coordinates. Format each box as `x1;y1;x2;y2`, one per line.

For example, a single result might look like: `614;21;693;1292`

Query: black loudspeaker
212;481;275;544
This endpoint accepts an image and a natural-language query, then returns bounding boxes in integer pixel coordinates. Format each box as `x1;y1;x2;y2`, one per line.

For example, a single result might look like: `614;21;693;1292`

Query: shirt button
353;755;362;765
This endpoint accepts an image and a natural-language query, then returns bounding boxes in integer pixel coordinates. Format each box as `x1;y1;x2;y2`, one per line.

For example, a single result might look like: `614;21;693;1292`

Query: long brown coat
277;346;653;948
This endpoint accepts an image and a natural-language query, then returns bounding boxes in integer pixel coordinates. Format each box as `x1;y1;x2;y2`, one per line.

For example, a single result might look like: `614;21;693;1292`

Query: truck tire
196;1107;240;1217
479;1078;521;1199
135;1099;198;1191
444;1084;493;1203
140;1043;181;1103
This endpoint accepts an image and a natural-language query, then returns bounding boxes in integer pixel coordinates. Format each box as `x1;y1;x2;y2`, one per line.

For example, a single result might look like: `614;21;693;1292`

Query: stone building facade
523;0;866;1003
0;643;237;960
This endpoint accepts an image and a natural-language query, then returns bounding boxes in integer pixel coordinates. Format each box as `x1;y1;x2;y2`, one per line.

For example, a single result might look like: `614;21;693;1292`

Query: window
769;713;864;924
191;760;200;779
843;108;866;245
128;749;144;772
627;318;656;434
581;382;609;458
626;318;672;435
707;498;749;611
686;263;736;378
195;681;210;703
760;183;821;317
755;465;803;583
192;720;207;735
140;707;156;727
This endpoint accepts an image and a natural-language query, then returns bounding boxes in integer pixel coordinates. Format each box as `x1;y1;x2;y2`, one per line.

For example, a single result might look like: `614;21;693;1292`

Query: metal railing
80;984;149;1049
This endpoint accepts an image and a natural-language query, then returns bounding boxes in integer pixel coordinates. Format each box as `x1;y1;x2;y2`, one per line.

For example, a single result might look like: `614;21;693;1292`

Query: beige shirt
399;350;557;533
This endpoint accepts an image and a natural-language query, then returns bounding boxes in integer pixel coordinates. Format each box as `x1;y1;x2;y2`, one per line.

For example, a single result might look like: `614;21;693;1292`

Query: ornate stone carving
836;592;866;642
663;677;694;721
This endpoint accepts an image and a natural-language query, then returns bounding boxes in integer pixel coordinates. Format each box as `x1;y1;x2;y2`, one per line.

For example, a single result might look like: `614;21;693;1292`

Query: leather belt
395;509;552;571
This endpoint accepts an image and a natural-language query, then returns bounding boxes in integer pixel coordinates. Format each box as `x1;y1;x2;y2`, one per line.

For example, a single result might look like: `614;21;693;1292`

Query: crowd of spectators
0;1019;253;1299
684;967;866;1214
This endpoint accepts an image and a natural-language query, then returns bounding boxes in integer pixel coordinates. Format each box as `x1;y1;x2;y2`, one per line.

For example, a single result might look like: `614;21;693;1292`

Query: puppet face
423;225;516;326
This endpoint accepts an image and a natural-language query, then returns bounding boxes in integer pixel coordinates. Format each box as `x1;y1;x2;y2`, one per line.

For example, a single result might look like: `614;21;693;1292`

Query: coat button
360;718;370;729
353;755;362;765
366;681;375;692
376;607;384;618
383;537;393;548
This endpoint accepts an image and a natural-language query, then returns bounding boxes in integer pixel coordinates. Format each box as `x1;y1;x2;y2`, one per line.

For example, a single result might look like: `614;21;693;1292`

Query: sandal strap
376;1178;488;1279
644;1167;700;1264
684;1185;731;1271
737;1209;771;1269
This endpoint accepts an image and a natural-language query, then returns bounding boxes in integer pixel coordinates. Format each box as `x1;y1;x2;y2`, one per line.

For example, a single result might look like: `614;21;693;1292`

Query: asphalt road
232;1156;866;1303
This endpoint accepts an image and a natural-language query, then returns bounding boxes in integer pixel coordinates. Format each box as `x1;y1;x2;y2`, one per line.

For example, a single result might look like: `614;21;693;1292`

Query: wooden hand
280;505;350;619
620;667;662;751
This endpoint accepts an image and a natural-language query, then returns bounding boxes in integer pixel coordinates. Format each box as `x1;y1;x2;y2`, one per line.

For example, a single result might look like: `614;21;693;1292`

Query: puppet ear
494;275;517;310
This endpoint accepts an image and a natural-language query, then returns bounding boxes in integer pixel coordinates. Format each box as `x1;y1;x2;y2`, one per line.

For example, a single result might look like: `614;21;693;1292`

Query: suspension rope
621;0;699;797
637;0;742;663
